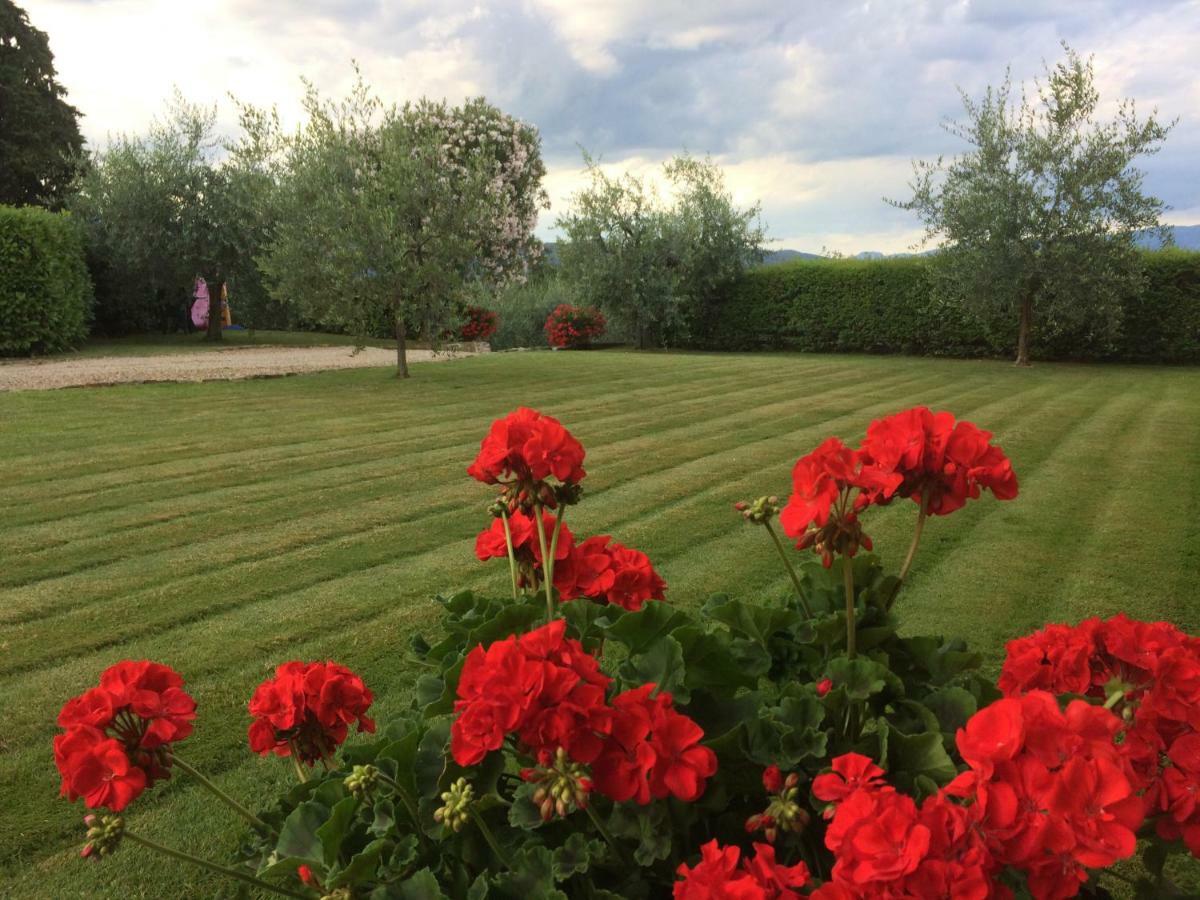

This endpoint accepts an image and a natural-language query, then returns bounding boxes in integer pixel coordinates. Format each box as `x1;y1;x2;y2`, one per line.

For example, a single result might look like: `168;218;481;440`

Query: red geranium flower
556;535;668;610
467;407;586;487
858;407;1018;516
779;438;878;567
247;661;375;765
451;620;612;767
674;840;810;899
53;660;196;811
591;684;717;804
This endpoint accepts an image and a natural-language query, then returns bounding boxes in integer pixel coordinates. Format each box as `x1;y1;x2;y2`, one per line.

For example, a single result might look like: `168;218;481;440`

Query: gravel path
0;345;473;392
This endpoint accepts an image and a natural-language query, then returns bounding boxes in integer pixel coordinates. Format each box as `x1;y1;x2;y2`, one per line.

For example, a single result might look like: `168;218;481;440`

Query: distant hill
543;227;1198;268
1137;225;1200;251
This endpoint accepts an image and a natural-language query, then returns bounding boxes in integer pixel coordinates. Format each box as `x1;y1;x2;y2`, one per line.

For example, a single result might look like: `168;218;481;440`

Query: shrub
51;405;1200;897
697;251;1200;363
489;275;577;350
0;205;92;355
458;305;498;342
545;303;607;348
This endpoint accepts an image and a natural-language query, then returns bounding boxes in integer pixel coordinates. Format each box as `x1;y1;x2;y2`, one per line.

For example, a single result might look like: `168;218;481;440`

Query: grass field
2;350;1199;898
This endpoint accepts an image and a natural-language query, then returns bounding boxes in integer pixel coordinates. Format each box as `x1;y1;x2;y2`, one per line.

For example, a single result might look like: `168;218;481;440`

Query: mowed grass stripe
1;354;1197;899
0;359;880;569
0;361;929;622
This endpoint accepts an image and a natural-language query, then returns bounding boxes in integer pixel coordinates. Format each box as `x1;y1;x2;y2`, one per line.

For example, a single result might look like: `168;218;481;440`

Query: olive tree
895;45;1173;365
556;153;763;348
247;74;547;377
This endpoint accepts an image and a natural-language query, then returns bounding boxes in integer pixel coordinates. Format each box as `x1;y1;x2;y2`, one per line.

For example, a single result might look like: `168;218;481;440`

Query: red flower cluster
948;692;1143;898
592;684;718;804
54;660;196;811
811;753;1000;899
451;622;716;805
247;661;375;765
674;840;811;899
557;535;668;610
999;615;1200;854
467;406;586;488
459;305;498;342
451;619;612;767
544;303;606;349
780;408;1017;565
858;407;1018;515
475;508;577;590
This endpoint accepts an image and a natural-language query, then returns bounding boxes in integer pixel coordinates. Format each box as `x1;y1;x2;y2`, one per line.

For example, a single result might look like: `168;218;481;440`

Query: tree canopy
244;73;547;376
896;44;1173;365
556;154;764;348
0;0;83;207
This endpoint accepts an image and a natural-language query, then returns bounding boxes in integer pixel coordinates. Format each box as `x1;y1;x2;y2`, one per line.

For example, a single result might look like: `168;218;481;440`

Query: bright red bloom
812;753;888;809
247;661;375;765
857;407;1018;516
674;840;810;899
779;438;877;567
451;620;612;767
54;726;147;811
816;678;833;697
474;509;578;594
467;407;586;486
592;684;717;805
53;660;195;810
557;535;668;610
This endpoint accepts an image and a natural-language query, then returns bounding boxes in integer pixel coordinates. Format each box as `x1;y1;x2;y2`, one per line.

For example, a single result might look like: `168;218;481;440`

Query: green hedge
0;205;93;355
695;251;1200;363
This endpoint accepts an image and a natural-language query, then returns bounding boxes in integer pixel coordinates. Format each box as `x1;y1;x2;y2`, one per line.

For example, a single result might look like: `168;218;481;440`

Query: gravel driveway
0;345;473;392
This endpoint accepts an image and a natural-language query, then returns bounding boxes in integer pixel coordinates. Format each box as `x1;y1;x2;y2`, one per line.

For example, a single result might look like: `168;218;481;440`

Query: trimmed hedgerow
0;205;93;355
695;251;1200;363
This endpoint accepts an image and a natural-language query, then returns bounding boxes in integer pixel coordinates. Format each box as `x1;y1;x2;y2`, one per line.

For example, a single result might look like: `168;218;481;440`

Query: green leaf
316;795;359;866
490;846;567;899
507;781;547;830
551;833;605;879
605;601;691;654
826;656;899;701
923;687;979;734
273;799;327;866
620;634;687;699
327;837;388;889
704;597;801;649
607;803;671;867
395;868;449;899
415;718;452;799
672;625;765;691
888;730;958;788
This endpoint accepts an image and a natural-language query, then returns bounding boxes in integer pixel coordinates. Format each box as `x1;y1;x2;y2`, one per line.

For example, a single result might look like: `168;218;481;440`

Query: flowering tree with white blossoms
247;73;547;377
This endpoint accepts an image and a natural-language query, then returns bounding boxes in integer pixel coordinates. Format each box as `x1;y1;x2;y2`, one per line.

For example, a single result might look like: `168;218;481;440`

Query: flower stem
843;557;857;659
287;742;309;784
585;804;633;869
500;509;519;602
123;831;309;898
764;520;813;618
170;754;271;833
472;810;511;870
376;771;431;851
889;489;930;611
533;502;556;622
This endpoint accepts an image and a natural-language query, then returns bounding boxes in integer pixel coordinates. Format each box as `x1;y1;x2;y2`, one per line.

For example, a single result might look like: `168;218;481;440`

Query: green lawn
1;350;1198;898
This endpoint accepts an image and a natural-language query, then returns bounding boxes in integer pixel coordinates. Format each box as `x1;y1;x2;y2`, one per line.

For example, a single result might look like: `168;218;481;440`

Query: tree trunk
395;312;410;379
1014;292;1032;367
204;275;223;342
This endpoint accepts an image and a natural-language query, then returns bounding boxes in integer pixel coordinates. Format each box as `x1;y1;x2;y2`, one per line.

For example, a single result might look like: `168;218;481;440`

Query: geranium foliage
54;406;1200;898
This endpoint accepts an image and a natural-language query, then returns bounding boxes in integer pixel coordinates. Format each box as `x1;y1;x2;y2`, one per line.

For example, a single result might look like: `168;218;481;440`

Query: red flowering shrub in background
247;660;375;765
54;661;196;811
544;303;606;348
458;305;498;342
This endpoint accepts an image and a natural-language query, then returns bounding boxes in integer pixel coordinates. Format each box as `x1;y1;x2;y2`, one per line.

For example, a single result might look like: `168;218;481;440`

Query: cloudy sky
22;0;1200;253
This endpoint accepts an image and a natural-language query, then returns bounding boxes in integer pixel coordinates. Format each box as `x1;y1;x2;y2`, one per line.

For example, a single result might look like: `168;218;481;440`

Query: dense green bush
695;251;1200;363
0;205;92;355
489;275;579;350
